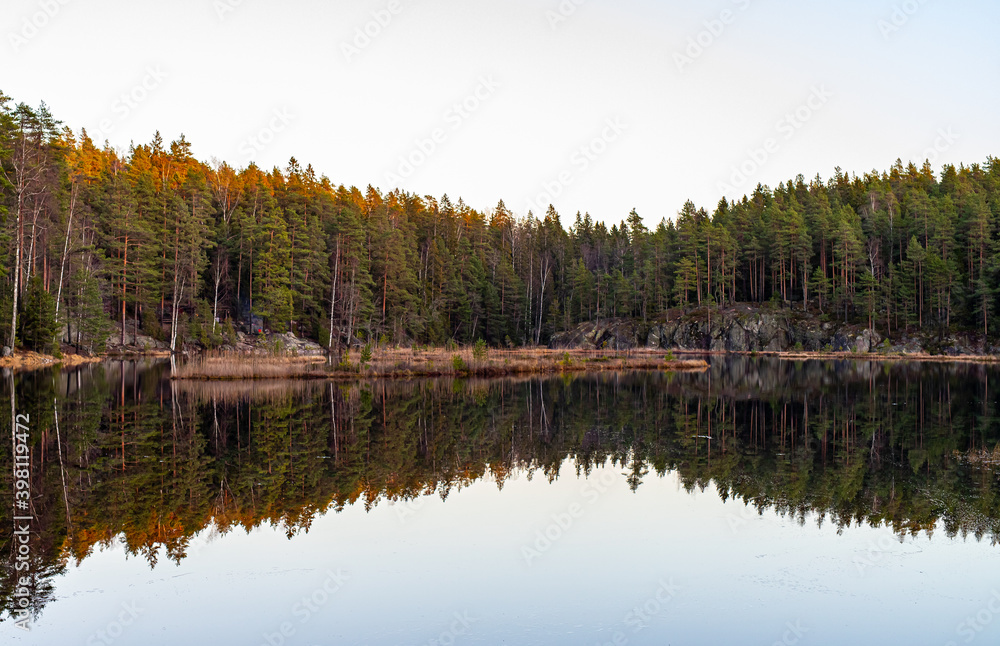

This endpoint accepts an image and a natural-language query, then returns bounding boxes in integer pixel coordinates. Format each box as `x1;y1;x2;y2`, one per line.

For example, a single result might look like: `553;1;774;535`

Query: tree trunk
170;275;186;353
55;179;78;320
328;236;340;351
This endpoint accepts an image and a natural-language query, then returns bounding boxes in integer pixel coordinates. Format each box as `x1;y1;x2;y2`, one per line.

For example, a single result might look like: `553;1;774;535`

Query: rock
2;346;11;358
645;326;661;349
851;329;882;353
550;306;889;354
273;331;325;356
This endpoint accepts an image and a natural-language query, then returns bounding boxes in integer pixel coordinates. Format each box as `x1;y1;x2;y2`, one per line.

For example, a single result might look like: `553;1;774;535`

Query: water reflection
2;357;1000;625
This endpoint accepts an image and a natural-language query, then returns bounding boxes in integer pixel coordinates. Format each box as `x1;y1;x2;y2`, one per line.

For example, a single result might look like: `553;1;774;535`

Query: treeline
2;91;1000;353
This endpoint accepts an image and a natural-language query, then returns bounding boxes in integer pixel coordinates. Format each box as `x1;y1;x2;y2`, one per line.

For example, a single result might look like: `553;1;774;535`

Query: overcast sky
4;0;998;226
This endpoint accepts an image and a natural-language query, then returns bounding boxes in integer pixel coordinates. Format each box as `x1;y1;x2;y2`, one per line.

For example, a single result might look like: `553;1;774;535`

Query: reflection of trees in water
3;357;1000;621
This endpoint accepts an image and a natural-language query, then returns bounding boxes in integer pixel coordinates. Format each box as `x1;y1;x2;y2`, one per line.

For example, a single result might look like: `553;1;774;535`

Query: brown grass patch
171;348;708;381
0;350;104;372
172;353;328;380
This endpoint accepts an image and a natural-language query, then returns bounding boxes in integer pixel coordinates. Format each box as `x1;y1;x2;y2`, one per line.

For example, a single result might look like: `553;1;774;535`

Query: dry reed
171;347;708;381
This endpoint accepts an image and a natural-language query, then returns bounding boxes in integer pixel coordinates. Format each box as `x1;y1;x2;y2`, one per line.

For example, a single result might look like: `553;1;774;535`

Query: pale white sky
4;0;998;226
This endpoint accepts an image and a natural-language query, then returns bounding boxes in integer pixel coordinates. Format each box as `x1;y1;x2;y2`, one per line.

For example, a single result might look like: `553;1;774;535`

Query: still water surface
3;357;1000;645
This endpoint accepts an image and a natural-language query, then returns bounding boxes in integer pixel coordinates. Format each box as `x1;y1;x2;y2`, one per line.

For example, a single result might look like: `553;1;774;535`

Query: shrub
473;339;488;361
142;307;165;341
20;276;58;354
222;319;237;345
360;343;373;365
452;354;468;372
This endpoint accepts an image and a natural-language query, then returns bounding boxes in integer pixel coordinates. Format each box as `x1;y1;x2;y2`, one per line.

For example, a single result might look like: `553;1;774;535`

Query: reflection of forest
3;357;1000;622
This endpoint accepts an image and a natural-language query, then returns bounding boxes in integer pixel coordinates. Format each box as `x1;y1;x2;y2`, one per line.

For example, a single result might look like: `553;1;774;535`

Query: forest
2;91;1000;354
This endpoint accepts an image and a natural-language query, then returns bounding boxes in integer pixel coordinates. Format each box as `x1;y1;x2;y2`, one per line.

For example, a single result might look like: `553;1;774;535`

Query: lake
3;357;1000;645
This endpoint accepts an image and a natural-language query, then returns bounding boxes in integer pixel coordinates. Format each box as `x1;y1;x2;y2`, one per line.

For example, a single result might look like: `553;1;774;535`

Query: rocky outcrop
105;330;170;353
550;305;884;353
222;331;326;356
271;331;325;356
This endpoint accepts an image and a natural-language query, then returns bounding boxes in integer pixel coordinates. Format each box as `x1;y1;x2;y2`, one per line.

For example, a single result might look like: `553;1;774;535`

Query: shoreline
0;351;105;371
9;345;1000;376
669;348;1000;364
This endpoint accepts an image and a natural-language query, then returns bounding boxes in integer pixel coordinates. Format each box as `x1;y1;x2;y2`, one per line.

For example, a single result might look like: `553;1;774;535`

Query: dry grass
171;347;708;381
172;354;328;380
684;348;1000;364
0;350;104;372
